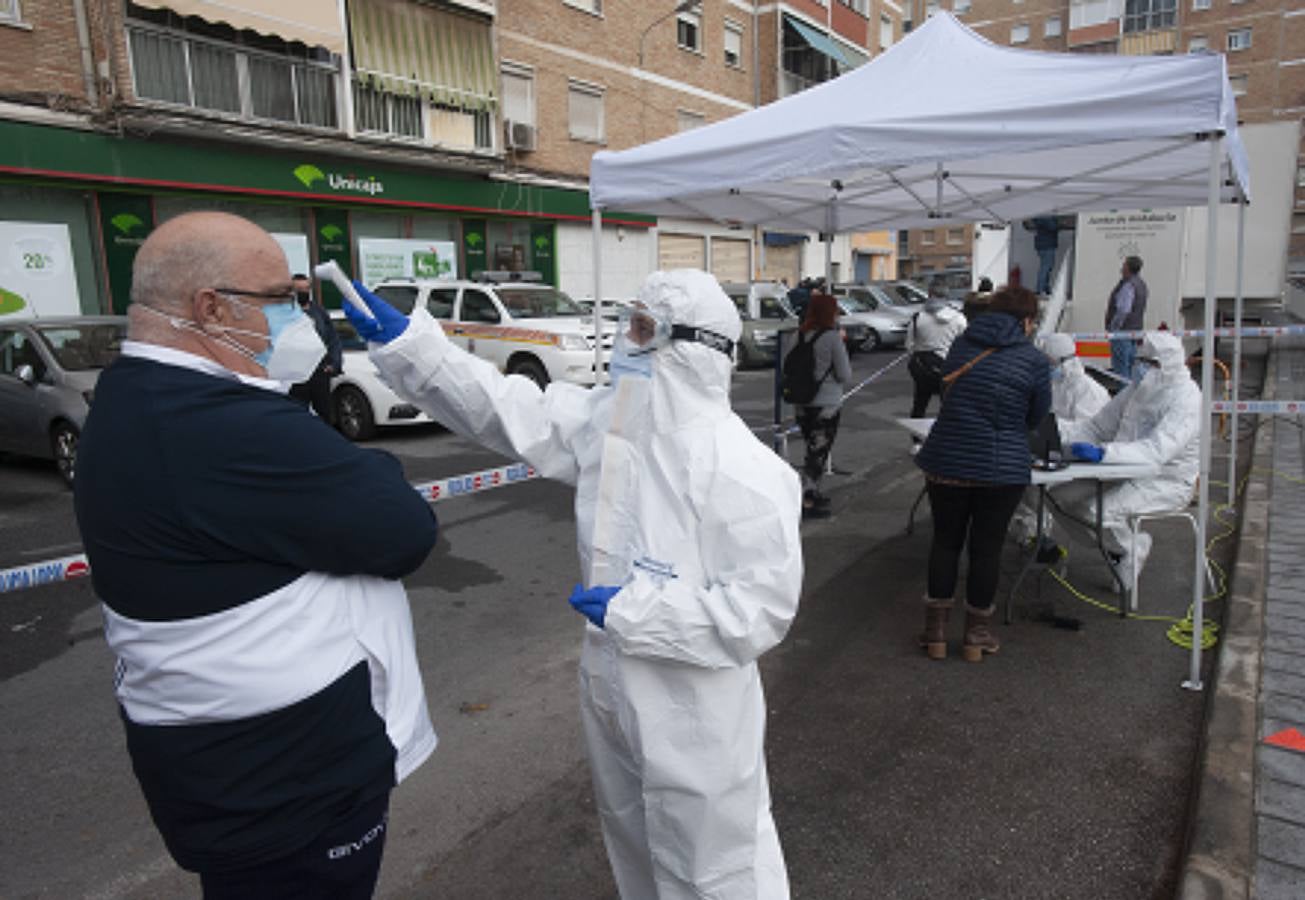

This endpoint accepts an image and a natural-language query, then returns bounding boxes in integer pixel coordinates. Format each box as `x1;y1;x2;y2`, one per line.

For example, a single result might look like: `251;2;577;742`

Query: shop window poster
358;238;458;287
0;223;80;319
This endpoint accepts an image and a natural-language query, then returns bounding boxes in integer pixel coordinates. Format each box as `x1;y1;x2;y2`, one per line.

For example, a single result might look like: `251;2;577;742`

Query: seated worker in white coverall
1010;333;1111;548
344;269;804;899
1052;331;1201;582
1043;332;1110;425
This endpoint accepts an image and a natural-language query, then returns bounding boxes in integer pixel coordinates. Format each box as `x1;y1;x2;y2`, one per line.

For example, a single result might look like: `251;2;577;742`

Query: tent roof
589;13;1249;232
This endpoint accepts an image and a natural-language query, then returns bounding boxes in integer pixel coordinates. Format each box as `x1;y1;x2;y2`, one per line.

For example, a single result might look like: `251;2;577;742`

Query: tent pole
1227;198;1246;506
1187;135;1222;693
592;208;604;385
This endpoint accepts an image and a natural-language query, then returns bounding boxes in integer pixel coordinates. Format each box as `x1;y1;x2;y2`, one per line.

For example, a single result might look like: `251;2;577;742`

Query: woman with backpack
787;291;852;520
914;286;1051;662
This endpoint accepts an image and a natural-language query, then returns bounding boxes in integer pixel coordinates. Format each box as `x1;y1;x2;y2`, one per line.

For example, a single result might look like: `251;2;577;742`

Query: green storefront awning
786;16;853;69
349;0;496;112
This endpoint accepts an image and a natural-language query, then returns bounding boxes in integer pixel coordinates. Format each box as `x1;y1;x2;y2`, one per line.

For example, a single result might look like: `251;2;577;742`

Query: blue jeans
1035;247;1056;294
1110;338;1136;380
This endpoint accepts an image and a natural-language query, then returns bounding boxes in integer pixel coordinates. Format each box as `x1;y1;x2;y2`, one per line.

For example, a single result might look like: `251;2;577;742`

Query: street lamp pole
638;0;700;70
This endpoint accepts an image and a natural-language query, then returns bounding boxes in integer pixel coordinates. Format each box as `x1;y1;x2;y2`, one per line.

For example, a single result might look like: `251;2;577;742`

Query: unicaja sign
293;163;384;196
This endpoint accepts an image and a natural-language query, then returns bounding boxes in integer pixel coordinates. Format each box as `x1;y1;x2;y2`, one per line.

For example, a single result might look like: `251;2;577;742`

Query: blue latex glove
568;583;620;628
343;279;410;344
1070;442;1105;463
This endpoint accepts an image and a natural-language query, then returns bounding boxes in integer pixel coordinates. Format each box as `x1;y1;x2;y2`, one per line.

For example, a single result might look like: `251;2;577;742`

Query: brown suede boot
962;602;1000;662
918;598;952;660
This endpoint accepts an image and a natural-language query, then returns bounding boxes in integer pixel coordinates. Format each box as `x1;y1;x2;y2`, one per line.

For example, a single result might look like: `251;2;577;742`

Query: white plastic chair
1126;509;1218;611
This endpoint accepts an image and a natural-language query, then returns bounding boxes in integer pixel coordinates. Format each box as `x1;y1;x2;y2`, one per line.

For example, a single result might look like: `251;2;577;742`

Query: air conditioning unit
504;119;536;152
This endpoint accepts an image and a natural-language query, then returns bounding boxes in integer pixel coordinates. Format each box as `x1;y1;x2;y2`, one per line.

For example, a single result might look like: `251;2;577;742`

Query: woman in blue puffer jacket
915;286;1051;662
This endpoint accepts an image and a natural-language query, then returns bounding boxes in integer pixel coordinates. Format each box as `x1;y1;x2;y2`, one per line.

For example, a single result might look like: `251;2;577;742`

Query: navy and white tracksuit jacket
73;342;439;874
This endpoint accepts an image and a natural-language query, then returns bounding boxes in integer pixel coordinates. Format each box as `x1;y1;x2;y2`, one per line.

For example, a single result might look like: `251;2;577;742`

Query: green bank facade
0;119;651;313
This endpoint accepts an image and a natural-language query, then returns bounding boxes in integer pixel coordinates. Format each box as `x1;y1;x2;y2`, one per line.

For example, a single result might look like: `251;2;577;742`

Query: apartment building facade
0;0;658;315
0;0;913;317
894;0;1305;280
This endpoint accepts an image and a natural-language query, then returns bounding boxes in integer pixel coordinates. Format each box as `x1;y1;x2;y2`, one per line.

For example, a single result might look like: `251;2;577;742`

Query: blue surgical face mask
1049;365;1065;382
219;297;324;382
609;345;653;385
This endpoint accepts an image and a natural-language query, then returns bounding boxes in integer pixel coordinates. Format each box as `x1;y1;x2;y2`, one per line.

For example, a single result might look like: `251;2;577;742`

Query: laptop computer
1029;411;1069;471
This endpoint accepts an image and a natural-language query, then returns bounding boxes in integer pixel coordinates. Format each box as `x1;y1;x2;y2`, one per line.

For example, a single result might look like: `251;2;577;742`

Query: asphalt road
0;339;1259;899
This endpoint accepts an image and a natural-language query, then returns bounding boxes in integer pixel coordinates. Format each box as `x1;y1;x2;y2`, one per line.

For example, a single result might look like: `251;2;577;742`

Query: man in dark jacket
1025;216;1066;295
915;286;1051;663
289;273;344;424
1106;255;1148;379
74;212;439;897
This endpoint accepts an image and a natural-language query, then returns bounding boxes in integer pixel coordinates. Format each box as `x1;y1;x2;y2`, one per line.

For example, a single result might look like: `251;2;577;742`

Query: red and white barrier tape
1211;400;1305;414
1068;325;1305;341
0;462;540;595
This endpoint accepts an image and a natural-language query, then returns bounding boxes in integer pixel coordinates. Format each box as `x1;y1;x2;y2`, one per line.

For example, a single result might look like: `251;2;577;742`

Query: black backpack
781;329;831;405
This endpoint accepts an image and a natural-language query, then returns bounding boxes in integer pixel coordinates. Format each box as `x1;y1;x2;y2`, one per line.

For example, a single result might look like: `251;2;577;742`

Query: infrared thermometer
313;260;373;318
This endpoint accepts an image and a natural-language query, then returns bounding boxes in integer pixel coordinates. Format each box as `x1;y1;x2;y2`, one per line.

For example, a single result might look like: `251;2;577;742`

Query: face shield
613;301;736;363
614;303;673;357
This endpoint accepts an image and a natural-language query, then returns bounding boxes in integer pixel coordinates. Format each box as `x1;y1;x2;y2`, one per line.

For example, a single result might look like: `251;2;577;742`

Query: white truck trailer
971;120;1299;336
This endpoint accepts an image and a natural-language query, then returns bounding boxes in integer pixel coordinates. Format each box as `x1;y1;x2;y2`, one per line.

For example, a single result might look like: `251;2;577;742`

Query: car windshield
497;286;585;318
839;294;874;313
35;322;125;371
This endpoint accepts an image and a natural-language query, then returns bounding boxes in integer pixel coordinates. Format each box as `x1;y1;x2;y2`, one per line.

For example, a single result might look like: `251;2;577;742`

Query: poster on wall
0;222;81;320
271;233;312;280
357;238;457;287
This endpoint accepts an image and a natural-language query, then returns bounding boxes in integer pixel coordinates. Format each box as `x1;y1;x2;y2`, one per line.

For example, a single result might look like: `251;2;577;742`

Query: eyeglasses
212;287;297;305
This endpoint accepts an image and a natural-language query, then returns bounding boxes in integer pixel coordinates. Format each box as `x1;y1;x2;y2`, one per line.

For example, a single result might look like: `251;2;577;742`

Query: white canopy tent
587;12;1251;689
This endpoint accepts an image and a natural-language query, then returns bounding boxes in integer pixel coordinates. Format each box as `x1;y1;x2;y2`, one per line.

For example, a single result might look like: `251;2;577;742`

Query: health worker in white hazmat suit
1010;332;1110;548
344;269;804;900
1042;332;1109;425
1054;331;1201;580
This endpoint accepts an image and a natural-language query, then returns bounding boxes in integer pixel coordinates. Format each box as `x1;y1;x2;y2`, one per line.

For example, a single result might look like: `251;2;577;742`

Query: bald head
131;212;289;312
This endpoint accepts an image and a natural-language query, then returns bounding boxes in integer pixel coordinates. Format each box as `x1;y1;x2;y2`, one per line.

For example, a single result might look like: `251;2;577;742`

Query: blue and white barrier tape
1;462;541;596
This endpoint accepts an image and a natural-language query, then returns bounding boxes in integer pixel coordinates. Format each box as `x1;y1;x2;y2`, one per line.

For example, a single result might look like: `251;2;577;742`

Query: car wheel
51;422;78;488
509;357;550;389
334;385;376;441
863;330;882;351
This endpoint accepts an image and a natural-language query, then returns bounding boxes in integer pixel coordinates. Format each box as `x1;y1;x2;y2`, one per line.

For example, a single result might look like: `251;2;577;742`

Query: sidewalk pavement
1182;334;1305;899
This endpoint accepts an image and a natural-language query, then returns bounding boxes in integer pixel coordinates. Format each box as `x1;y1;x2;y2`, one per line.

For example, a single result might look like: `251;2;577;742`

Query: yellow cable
1032;470;1261;652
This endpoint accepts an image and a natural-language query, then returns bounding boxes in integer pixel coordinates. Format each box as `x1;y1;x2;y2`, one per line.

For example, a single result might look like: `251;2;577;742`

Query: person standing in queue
915;285;1051;662
288;273;344;424
343;268;803;899
790;290;852;519
905;288;967;447
73;212;439;899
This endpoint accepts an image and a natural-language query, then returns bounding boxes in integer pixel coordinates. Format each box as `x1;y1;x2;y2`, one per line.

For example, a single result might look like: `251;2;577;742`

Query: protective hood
637;270;741;431
1041;333;1076;362
1142;331;1187;376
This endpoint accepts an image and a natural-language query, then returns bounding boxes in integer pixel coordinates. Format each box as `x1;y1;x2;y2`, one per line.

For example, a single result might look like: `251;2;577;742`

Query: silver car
0;316;126;486
831;285;910;351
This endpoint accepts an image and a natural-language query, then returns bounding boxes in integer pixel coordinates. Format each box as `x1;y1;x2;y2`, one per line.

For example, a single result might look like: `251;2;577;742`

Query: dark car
0;316;127;486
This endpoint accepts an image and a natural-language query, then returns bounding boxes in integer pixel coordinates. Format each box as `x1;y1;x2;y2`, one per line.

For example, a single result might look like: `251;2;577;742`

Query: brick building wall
0;1;97;111
497;0;757;180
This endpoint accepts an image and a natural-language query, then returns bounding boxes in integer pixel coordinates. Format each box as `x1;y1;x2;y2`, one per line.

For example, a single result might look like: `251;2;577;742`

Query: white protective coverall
1042;333;1109;425
370;269;804;899
1053;331;1201;577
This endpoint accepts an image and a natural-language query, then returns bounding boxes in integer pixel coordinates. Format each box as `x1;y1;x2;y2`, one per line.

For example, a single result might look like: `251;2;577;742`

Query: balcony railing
127;24;339;130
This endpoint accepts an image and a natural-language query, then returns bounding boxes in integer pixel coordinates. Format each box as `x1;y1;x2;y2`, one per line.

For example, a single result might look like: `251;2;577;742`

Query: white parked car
329;313;432;441
369;272;612;388
830;284;910;350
